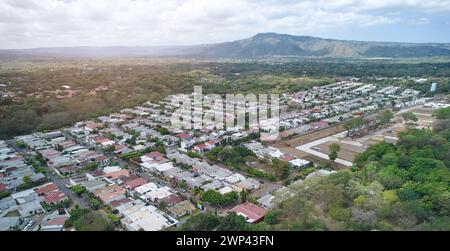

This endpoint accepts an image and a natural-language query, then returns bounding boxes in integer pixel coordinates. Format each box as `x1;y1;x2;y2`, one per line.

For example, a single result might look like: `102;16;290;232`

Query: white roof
103;166;121;174
305;169;336;179
201;179;223;191
134;182;158;195
140;155;153;163
11;189;36;200
119;201;174;231
289;158;310;167
154;162;175;172
145;186;172;201
101;140;115;146
218;186;233;194
225;173;246;184
237;178;260;190
140;161;156;170
257;194;275;208
133;145;146;151
267;147;284;158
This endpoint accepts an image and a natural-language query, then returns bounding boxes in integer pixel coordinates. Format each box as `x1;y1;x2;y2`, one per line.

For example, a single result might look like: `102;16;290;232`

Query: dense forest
1;59;450;139
180;107;450;231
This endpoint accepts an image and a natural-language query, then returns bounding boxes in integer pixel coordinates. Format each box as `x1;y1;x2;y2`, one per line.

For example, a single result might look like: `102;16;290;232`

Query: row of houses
281;80;425;138
14;132;111;176
243;141;311;168
69;165;198;230
0;182;69;231
140;149;262;193
0;140;46;192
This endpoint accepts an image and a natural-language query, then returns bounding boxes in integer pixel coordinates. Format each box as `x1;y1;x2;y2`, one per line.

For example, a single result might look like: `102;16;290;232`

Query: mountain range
1;32;450;59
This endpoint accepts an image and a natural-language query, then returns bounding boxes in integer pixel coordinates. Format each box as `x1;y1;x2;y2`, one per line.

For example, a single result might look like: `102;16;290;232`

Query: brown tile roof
230;202;266;223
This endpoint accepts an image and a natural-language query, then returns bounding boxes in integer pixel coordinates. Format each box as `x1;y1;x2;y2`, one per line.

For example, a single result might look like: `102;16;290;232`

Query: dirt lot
274;124;345;148
315;140;367;162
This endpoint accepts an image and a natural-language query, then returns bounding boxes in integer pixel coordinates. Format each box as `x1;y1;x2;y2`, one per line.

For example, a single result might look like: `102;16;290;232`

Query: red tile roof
44;191;68;204
193;144;207;151
176;133;191;140
114;144;126;151
124;177;147;190
160;193;184;206
145;151;164;159
105;169;130;179
94;137;110;143
280;154;295;162
35;183;58;195
230;202;267;223
86;122;101;130
94;155;108;162
110;198;132;209
94;185;126;203
45;216;67;226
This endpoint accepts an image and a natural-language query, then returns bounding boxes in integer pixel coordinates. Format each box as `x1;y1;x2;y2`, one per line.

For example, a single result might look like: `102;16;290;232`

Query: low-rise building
229;202;267;223
117;200;177;231
167;200;196;218
93;185;127;204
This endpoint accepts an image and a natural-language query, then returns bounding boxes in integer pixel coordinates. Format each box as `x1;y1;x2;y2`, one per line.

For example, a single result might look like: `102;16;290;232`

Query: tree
433;106;450;119
264;211;279;225
0;191;11;199
105;133;116;140
179;180;187;190
379;110;394;126
390;100;396;108
35;152;45;164
202;190;238;207
187;151;200;158
158;201;167;210
344;117;364;137
22;176;32;186
271;159;290;180
126;136;137;146
72;185;87;196
107;213;120;226
223;191;239;206
64;208;114;231
401;112;418;123
180;213;220;231
201;190;224;207
239;190;248;203
55;144;64;152
90;198;101;210
328;143;341;161
15;140;26;148
155;125;170;135
104;145;115;153
216;212;248;231
84;162;99;171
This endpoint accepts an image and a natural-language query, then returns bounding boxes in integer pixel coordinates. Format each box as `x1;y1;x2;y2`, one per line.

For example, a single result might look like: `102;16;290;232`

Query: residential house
229;202;267;223
116;199;177;231
167;200;196;218
93;185;127;204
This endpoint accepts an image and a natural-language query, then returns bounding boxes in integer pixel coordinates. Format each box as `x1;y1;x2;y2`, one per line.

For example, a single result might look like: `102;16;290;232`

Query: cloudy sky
1;0;450;49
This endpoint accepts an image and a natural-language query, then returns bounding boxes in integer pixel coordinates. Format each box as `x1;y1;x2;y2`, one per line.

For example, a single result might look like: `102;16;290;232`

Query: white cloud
0;0;449;48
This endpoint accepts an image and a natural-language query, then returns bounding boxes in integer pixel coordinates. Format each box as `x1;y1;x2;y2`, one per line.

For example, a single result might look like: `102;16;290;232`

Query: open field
315;140;366;162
